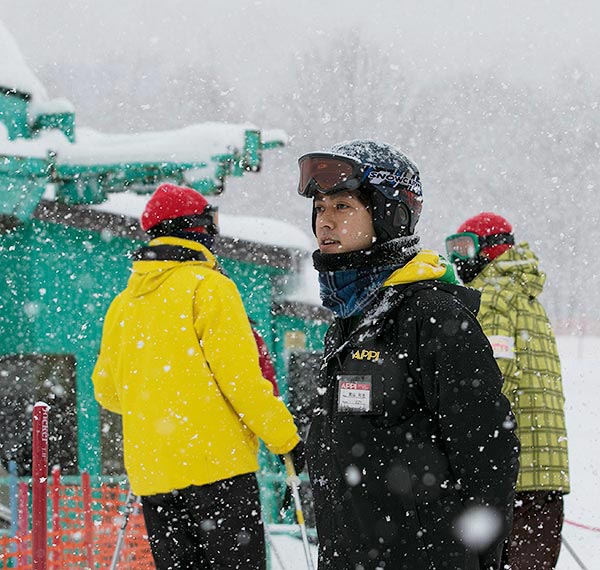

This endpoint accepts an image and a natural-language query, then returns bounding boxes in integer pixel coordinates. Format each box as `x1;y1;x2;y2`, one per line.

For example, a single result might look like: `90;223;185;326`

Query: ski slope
556;336;600;570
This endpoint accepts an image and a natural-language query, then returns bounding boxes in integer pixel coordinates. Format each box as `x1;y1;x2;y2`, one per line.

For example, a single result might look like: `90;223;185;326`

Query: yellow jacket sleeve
194;275;299;455
92;299;123;415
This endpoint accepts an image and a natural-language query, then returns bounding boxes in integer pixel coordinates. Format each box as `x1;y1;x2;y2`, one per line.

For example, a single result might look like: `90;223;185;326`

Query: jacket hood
471;242;545;298
384;249;479;315
127;236;217;297
383;249;459;287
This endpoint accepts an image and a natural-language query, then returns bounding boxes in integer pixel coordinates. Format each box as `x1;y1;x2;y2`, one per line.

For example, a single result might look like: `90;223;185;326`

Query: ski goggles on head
298;152;422;199
297;153;367;198
445;231;514;262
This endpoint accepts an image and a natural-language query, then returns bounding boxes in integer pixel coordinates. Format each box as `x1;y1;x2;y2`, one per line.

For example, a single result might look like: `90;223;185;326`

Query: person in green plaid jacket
446;212;569;570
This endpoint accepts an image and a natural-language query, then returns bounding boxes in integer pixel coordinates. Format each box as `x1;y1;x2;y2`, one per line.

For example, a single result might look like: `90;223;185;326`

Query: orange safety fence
0;479;154;569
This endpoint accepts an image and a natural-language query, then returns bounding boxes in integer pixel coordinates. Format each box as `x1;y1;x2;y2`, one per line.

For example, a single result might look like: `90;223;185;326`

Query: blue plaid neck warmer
318;266;395;318
315;235;421;318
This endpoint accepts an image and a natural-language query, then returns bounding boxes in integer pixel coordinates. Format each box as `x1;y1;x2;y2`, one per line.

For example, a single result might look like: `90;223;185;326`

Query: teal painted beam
1;125;286;213
0;90;31;140
53;160;214;204
54;160;208;179
0;156;50;220
261;140;285;150
32;112;76;143
0;154;49;177
243;130;262;172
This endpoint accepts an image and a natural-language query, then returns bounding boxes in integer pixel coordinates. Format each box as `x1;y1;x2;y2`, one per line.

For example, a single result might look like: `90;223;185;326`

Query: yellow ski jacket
92;236;299;495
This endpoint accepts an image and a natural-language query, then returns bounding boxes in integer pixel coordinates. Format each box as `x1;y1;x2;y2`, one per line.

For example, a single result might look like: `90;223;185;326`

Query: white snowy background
3;1;600;568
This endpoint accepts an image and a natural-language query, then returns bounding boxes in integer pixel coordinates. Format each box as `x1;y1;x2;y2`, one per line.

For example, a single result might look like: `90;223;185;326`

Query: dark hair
355;188;371;209
312;188;371;208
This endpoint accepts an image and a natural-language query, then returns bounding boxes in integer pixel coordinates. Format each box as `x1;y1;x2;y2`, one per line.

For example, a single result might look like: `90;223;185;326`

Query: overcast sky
3;0;600;124
2;0;599;328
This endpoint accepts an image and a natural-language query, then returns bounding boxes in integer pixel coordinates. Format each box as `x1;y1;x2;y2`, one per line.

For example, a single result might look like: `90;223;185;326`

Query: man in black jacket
297;140;519;570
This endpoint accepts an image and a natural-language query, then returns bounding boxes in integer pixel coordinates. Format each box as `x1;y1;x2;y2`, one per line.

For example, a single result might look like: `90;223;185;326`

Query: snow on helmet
299;140;422;241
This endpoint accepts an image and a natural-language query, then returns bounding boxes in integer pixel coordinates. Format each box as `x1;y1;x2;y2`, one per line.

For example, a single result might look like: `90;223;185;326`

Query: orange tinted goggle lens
298;156;356;196
445;233;479;261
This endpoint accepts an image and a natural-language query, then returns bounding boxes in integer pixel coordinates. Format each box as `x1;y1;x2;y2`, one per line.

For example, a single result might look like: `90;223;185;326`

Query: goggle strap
362;167;422;195
479;233;514;249
360;166;373;185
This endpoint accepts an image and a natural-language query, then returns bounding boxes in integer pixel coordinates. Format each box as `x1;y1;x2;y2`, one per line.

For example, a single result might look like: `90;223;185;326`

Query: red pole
81;471;94;569
32;402;50;570
51;466;61;570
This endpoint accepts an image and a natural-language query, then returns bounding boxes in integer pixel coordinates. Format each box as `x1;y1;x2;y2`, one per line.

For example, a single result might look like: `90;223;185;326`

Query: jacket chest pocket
335;374;384;415
334;346;405;417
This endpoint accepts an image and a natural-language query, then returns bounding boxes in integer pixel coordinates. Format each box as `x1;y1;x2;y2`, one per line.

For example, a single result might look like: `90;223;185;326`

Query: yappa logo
351;349;381;361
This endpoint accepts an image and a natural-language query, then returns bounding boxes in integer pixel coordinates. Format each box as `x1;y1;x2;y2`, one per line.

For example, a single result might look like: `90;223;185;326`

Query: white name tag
488;335;515;359
337;375;372;412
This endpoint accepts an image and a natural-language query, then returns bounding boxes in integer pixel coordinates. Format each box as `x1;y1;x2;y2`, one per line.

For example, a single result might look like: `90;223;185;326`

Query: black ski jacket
306;281;519;570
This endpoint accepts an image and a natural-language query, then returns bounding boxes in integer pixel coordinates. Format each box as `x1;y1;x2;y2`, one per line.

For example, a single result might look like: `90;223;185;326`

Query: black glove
279;439;306;474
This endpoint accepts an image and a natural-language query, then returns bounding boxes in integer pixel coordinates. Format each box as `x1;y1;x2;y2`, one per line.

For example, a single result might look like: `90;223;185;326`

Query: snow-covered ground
556;335;600;570
269;335;600;570
268;532;317;570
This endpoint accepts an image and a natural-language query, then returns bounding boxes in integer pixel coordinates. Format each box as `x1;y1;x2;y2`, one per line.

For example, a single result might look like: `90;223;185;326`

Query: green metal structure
0;23;331;530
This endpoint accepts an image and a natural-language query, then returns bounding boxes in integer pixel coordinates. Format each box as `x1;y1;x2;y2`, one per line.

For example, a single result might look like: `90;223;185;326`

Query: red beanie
141;183;209;232
457;212;514;261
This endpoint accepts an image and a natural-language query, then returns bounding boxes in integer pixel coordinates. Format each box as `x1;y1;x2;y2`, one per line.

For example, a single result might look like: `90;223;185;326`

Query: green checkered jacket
468;242;570;493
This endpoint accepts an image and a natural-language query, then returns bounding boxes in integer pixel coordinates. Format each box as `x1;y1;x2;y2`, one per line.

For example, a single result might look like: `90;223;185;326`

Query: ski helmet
141;183;219;238
298;140;423;241
456;212;514;261
446;212;515;283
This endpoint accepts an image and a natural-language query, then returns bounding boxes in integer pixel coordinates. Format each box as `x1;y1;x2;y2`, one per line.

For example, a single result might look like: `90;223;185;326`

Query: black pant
501;491;564;570
141;473;266;570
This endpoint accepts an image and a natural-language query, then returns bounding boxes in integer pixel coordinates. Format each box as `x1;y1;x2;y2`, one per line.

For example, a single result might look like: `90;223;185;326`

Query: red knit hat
457;212;514;261
141;183;217;236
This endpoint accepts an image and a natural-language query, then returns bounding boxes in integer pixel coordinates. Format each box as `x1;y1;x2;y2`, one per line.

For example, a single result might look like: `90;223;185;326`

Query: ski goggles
445;231;514;262
297;153;421;198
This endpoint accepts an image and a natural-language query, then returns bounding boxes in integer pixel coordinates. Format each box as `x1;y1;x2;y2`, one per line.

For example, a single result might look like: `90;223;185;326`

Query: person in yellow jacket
446;212;570;570
92;183;303;570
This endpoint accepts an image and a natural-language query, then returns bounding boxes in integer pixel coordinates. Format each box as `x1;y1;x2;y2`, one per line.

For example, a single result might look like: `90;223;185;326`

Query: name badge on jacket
337;375;372;412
